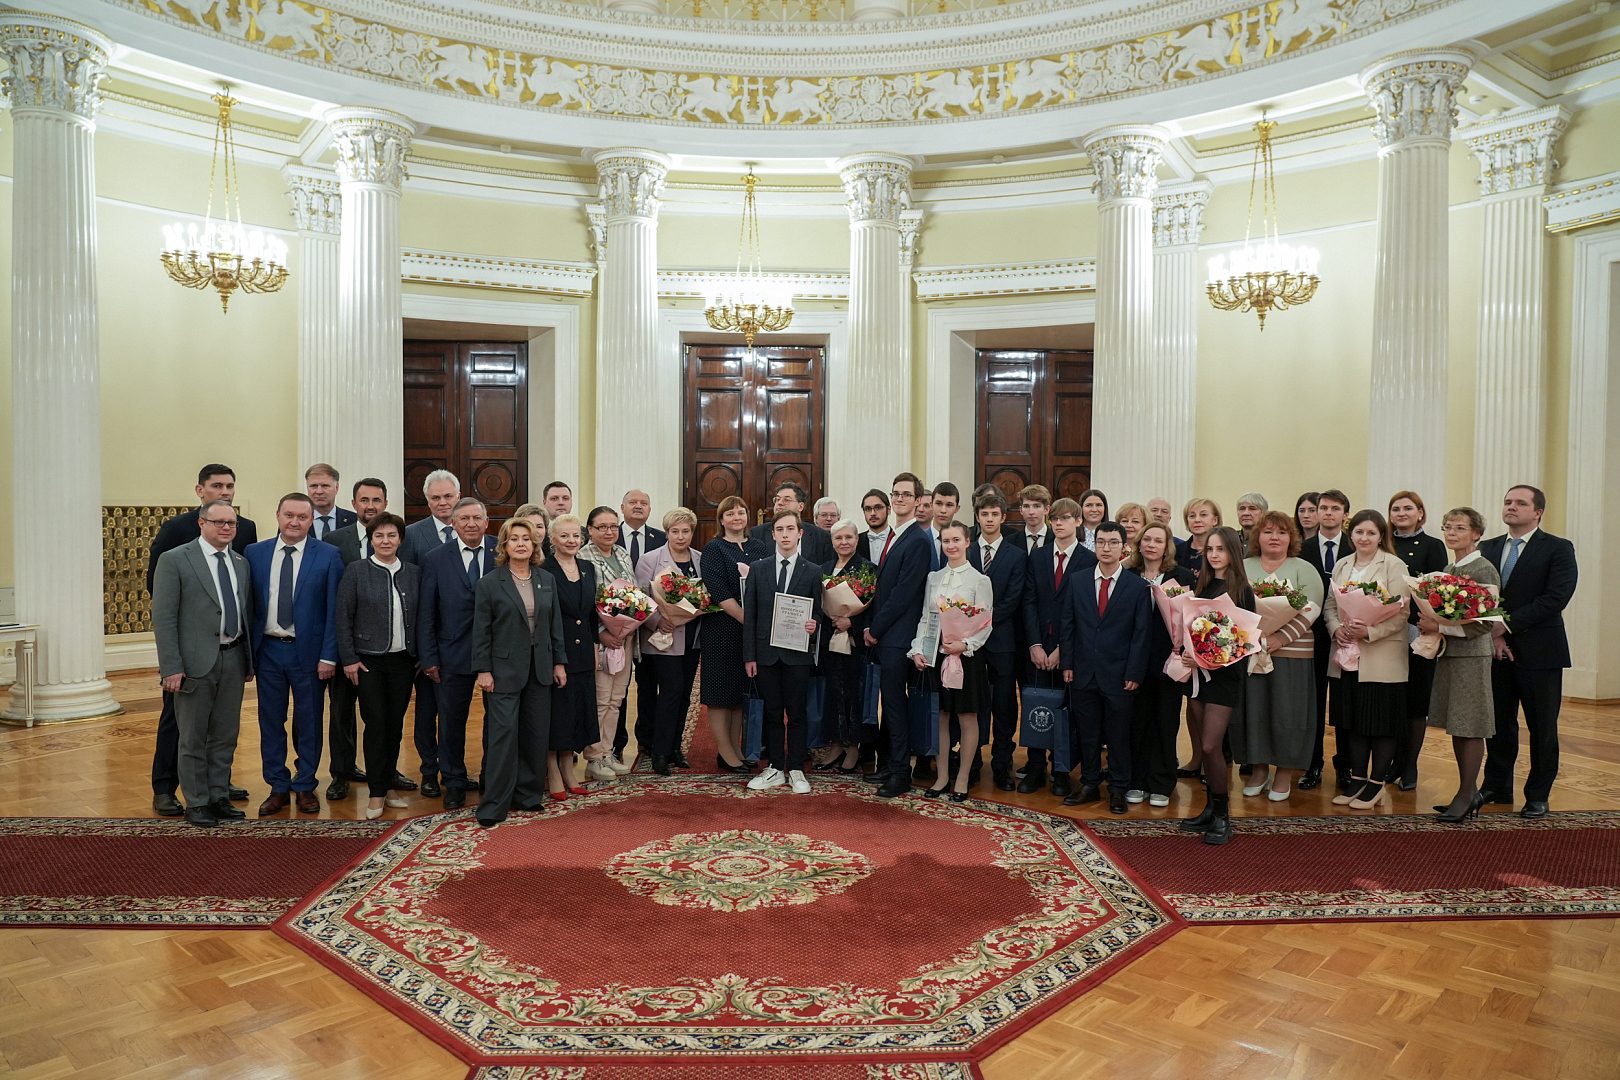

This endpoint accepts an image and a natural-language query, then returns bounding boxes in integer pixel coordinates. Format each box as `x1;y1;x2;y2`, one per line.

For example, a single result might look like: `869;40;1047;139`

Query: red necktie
1097;574;1110;619
1054;551;1067;591
880;531;894;565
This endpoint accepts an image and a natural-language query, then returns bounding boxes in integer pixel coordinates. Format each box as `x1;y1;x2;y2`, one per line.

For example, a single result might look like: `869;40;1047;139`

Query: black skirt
1337;670;1407;738
549;674;596;753
932;650;986;715
1191;659;1245;708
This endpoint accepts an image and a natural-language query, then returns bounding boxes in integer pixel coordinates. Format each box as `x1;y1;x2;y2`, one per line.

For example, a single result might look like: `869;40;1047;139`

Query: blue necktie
441;525;454;545
277;545;296;629
317;514;331;539
466;546;482;589
215;551;239;639
1501;537;1524;587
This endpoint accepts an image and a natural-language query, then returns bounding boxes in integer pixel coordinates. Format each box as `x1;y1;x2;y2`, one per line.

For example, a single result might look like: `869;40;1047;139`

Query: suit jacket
866;521;932;652
146;508;259;593
751;519;835;567
967;536;1027;654
1323;550;1412;683
741;553;825;667
151;541;255;680
1022;543;1098;651
245;537;343;671
618;523;667;564
470;565;565;689
1479;529;1577;670
310;506;357;540
335;558;420;665
543;558;600;673
1018;525;1054;555
401;514;456;566
321;522;369;566
635;545;704;656
1299;531;1348;641
1059;567;1153;693
417;536;498;675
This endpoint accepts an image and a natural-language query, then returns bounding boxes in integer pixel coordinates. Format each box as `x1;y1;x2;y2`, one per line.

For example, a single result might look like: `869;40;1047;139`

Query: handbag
862;661;882;725
743;680;765;762
908;671;941;756
1018;679;1073;773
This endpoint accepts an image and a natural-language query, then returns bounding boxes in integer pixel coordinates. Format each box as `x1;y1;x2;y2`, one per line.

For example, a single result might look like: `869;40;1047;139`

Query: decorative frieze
593;148;670;221
403;249;597;296
1463;106;1570;196
328;107;414;189
911;258;1096;300
0;14;109;120
1544;169;1620;233
1361;48;1472;150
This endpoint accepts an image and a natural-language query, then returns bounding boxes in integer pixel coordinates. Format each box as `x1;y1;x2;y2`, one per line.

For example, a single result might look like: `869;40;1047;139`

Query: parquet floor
1;671;1617;1078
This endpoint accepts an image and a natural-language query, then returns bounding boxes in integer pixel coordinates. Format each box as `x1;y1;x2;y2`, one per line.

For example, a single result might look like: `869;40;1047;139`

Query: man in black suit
618;488;665;759
742;510;825;793
863;472;932;798
145;464;259;816
969;490;1027;791
750;482;835;566
1298;487;1350;791
318;477;390;799
398;468;462;797
969;483;1024;547
1480;485;1579;818
1017;484;1054;553
861;488;892;565
1060;521;1152;813
1021;498;1097;797
304;463;356;541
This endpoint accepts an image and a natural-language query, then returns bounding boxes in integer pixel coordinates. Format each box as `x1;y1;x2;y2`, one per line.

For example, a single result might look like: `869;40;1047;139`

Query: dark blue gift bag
1019;683;1073;773
862;662;882;725
908;674;941;756
743;681;765;762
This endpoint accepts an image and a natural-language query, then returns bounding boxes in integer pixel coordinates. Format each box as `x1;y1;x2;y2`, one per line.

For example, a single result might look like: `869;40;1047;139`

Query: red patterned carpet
1085;810;1620;923
0;817;394;927
466;1062;981;1079
278;776;1178;1068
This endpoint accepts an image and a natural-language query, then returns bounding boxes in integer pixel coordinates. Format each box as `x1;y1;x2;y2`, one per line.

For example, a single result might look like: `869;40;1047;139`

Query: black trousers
979;649;1019;775
1071;682;1133;788
357;652;415;798
875;645;914;780
648;651;700;759
1131;675;1182;796
151;691;179;796
757;661;811;772
1484;660;1563;802
327;673;361;777
478;675;551;822
411;670;439;780
613;657;658;757
436;670;480;789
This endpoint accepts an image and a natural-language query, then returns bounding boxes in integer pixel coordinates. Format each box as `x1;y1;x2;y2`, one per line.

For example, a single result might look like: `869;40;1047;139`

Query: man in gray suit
151;500;255;827
400;468;461;797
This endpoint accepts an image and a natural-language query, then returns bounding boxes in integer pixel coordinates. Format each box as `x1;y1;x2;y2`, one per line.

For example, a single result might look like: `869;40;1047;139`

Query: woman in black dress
699;495;770;770
1177;526;1255;846
817;520;875;773
1388;490;1447;790
542;513;598;801
1125;522;1196;808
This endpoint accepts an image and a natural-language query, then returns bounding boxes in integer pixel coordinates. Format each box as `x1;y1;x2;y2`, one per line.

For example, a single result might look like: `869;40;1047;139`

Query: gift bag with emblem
1018;680;1072;773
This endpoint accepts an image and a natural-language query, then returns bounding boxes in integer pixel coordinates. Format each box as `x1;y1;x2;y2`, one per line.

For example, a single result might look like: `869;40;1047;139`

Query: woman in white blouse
909;521;995;801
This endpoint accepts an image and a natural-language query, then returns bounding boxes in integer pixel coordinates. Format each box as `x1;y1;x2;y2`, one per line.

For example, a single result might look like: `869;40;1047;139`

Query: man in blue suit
419;497;497;810
863;471;933;798
246;493;344;815
1021;497;1096;796
1060;521;1152;814
968;490;1027;791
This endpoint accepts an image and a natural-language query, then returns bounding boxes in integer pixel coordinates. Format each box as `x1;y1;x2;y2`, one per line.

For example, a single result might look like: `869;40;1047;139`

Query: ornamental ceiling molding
1544;169;1620;234
912;257;1098;299
97;0;1470;130
658;268;849;300
402;248;597;295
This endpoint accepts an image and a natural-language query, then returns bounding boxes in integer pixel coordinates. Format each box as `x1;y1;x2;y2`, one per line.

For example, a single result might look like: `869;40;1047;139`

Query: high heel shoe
1436;791;1485;823
1347;780;1390;809
548;790;568;802
1332;777;1370;806
948;790;970;803
1241;768;1273;797
921;784;948;799
716;755;750;774
567;785;589;796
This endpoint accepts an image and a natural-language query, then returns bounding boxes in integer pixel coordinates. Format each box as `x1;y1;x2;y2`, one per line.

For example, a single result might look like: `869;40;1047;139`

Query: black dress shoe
152;793;183;817
325;777;351;800
390;772;418;791
475;816;498;829
947;791;970;803
1479;788;1514;805
1109;790;1128;814
349;769;369;783
1016;770;1047;794
1298;768;1322;790
651;756;672;776
1063;783;1102;806
671;754;691;769
1051;773;1072;798
209;798;246;820
717;755;750;774
1520;800;1550;819
227;785;249;801
468;777;483;791
184;806;218;827
875;779;910;799
420;775;442;799
993;772;1015;792
443;787;466;810
862;770;887;785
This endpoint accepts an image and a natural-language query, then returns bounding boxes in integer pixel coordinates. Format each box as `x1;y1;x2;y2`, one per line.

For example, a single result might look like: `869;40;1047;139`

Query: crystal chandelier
160;88;289;313
705;168;794;346
1205;117;1319;330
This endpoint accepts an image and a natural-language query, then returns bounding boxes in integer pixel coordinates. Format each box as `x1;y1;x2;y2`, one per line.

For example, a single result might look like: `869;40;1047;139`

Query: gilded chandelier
705;168;794;346
1205;117;1319;330
160;88;289;313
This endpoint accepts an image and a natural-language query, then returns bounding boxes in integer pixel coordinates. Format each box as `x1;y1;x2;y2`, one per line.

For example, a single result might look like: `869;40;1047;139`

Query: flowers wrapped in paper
1405;572;1508;659
595;577;654;674
1331;580;1408;671
821;564;876;655
645;568;715;652
936;596;992;690
1249;577;1320;675
1151;582;1194;681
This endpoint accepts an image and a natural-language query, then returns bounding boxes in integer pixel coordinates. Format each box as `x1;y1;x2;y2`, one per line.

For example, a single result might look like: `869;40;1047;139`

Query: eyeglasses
589;522;618;530
861;504;885;513
201;519;238;528
890;490;915;499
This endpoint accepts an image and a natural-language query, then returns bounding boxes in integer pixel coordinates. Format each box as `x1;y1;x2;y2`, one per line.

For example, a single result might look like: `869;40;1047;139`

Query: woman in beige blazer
1323;509;1410;809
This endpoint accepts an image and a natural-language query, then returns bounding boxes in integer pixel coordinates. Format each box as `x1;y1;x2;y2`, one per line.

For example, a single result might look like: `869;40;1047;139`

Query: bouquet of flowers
1164;592;1263;685
1405;571;1509;659
822;564;877;655
936;596;992;690
595;577;654;674
1151;582;1193;680
653;568;717;627
1249;577;1319;675
1331;580;1407;671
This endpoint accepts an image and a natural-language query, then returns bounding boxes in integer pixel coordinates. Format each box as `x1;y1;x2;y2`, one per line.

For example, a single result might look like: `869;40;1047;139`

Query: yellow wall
401;188;593;263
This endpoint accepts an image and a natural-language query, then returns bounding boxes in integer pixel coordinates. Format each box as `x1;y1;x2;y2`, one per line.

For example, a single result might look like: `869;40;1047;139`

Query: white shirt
195;536;240;642
1081;526;1099;552
370;556;407;652
462;543;485;578
1094;564;1122;605
980;535;1003;566
434;518;456;545
866;527;892;563
1026;526;1048;549
265;535;308;639
311;507;339;539
909;561;995;659
1316;530;1345;566
1053;540;1081;580
624;526;649;560
771;549;801;591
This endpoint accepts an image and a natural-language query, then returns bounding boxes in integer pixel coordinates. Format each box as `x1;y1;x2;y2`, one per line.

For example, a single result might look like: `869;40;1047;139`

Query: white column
1151;182;1210;510
328;108;413;504
1;13;121;720
1463;106;1569;510
837;153;913;489
1082;125;1167;501
1361;49;1472;510
591;148;669;508
285;166;344;474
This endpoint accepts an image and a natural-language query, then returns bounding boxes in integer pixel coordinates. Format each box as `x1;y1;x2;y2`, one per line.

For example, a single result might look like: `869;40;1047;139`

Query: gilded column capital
591;148;670;222
284;165;342;235
1361;48;1473;150
1461;105;1571;196
0;13;111;121
1152;182;1211;247
1081;126;1169;203
898;209;924;268
836;153;913;226
327;107;415;189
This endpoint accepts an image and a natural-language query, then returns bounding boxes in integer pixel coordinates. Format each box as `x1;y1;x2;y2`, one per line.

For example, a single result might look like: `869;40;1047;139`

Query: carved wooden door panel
403;341;527;527
975;348;1092;502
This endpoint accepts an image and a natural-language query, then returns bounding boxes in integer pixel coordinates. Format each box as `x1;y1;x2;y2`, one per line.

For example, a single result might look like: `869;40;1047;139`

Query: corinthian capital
592;148;670;221
836;153;913;226
1153;182;1211;247
1462;105;1571;196
284;165;342;235
1361;48;1473;150
327;107;415;189
0;13;111;121
1081;126;1169;203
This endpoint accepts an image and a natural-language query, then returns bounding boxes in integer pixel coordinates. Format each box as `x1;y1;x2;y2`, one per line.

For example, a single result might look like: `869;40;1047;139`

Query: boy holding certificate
744;511;826;793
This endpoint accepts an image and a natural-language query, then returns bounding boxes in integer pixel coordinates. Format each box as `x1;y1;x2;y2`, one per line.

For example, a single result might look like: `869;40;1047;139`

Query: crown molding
1545;169;1620;234
401;248;597;295
656;268;849;300
912;257;1096;299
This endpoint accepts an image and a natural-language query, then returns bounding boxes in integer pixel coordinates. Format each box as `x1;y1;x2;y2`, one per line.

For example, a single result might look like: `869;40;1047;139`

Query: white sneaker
789;770;811;794
747;767;786;791
607;754;633;775
1148;793;1170;807
586;758;617;782
1125;789;1147;803
385;796;408;809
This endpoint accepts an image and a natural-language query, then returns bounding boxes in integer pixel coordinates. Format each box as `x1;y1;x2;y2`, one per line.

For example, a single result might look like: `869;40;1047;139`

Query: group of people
147;461;1577;843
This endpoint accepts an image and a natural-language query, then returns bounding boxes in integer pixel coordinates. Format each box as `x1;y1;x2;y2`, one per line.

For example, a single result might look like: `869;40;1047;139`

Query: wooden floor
1;671;1617;1078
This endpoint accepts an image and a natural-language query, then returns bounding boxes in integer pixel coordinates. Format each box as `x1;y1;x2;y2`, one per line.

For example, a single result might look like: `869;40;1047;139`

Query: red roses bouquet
654;568;717;626
821;564;877;655
596;577;654;674
936;596;992;690
1405;571;1508;659
1164;592;1263;685
1249;577;1319;675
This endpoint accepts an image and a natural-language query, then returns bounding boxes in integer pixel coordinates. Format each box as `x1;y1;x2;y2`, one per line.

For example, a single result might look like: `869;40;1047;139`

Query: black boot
1203;795;1232;846
1178;795;1215;833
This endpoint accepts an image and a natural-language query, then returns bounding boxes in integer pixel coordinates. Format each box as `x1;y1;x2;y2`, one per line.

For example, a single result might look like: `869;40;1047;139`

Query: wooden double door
403;341;527;525
683;344;825;549
976;348;1094;503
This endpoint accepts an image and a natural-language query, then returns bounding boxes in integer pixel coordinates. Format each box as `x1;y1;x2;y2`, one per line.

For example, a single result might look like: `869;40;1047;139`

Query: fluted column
329;108;413;503
1151;182;1210;510
1;13;120;720
1361;49;1471;509
837;153;913;489
1082;126;1167;500
1464;106;1569;509
285;166;344;473
591;149;669;507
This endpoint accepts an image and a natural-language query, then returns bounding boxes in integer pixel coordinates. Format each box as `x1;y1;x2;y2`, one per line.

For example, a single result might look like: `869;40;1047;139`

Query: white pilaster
285;165;344;475
1082;125;1167;502
591;148;669;508
836;153;913;491
1463;106;1569;510
1;12;121;720
1361;48;1472;510
328;108;413;504
1151;182;1209;512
